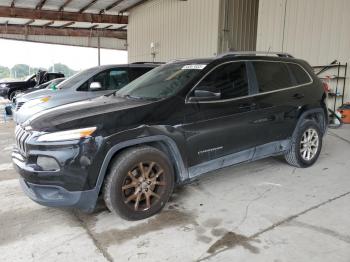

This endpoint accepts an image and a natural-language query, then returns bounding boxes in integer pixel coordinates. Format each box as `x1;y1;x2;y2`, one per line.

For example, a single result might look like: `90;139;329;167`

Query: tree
0;66;10;79
48;63;77;77
11;64;30;79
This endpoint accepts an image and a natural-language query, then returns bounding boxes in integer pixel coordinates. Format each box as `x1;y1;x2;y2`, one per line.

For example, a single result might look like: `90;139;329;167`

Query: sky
0;39;128;71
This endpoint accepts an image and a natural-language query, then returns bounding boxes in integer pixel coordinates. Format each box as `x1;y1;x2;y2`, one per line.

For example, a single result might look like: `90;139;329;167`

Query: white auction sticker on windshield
182;64;207;70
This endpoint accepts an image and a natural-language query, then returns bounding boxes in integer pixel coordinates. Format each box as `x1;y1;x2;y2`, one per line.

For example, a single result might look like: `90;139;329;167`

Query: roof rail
217;51;294;58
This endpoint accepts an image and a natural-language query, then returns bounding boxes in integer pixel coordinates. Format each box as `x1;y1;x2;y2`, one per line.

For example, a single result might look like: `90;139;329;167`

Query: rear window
253;61;294;93
288;64;311;85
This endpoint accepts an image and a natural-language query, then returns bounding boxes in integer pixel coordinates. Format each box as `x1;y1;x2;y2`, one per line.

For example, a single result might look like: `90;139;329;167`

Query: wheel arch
295;108;327;136
95;135;188;195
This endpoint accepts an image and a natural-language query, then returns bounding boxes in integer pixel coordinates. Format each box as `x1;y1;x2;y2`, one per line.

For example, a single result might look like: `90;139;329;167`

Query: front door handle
293;93;305;99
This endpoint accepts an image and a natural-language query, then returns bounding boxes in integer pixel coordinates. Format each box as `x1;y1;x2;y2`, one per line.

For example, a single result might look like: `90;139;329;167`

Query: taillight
322;81;330;93
322;76;331;93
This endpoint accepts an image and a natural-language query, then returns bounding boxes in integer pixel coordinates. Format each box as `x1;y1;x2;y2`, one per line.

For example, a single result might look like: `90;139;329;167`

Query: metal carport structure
0;0;147;63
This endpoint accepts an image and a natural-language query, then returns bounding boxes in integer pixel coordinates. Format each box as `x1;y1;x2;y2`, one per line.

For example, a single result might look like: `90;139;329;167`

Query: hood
15;89;112;124
26;95;156;132
18;88;53;103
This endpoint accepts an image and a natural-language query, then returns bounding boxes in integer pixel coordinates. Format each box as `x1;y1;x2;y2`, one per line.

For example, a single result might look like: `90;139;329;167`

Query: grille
15;125;31;155
16;102;25;111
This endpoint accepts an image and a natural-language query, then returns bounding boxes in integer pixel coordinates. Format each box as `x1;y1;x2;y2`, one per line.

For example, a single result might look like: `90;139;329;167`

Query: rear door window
253;61;294;93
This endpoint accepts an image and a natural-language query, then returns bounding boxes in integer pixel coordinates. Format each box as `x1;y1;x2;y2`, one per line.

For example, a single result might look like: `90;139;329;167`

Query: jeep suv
12;52;328;220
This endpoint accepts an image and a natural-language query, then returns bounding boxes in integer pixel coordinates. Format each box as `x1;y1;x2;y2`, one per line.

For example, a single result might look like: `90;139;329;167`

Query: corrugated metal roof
0;0;144;49
0;0;145;13
0;0;144;26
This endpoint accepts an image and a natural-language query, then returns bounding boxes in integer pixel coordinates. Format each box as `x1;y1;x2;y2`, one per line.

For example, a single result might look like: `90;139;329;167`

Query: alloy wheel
121;161;166;211
300;128;319;161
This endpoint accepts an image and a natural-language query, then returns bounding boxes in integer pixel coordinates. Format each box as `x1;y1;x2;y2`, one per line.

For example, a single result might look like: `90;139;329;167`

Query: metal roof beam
89;24;99;29
0;6;128;24
36;0;47;10
119;0;147;12
79;0;99;13
59;21;75;28
42;20;54;27
100;0;124;14
59;0;73;11
0;24;127;39
24;19;35;26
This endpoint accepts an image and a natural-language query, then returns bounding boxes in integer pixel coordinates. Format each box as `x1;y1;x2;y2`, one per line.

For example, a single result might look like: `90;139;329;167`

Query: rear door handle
293;93;305;99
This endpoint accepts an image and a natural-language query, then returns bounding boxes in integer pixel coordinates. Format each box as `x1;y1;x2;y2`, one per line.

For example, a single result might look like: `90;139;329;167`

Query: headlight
0;83;9;88
37;127;97;142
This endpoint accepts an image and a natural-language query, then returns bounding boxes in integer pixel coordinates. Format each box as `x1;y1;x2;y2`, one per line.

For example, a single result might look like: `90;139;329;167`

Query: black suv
0;71;65;100
12;52;328;220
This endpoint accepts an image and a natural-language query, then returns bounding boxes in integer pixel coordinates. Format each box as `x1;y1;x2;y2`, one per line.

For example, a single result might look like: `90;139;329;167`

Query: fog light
37;156;60;171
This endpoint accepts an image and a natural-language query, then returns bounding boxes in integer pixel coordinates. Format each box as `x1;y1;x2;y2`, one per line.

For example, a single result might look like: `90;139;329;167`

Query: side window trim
246;62;259;95
286;64;298;86
185;60;314;104
252;60;313;95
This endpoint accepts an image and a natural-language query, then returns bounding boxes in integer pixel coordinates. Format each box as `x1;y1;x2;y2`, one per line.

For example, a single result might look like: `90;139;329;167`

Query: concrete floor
1;113;350;261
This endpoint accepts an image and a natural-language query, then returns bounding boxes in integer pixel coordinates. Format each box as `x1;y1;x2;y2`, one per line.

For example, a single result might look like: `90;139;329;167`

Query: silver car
14;63;159;124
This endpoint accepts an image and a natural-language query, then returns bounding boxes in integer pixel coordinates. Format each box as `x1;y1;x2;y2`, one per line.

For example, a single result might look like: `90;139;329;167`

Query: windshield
57;68;97;89
117;63;206;99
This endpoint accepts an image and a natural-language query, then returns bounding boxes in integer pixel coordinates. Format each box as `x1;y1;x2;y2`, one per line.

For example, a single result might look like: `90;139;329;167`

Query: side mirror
90;82;102;90
188;89;221;102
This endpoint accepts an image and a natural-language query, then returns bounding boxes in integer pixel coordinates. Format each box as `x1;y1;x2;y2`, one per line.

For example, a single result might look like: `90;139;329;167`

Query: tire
103;146;174;220
284;120;323;168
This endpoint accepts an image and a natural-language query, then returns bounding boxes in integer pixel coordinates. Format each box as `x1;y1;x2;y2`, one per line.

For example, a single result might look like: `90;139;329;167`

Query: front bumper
19;177;98;212
12;134;106;211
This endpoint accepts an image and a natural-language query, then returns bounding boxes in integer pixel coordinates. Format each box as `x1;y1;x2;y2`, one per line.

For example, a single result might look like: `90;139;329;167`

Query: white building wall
218;0;259;53
257;0;350;105
127;0;221;63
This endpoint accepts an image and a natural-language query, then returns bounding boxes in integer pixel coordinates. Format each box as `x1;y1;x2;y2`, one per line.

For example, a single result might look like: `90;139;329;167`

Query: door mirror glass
90;82;102;90
188;89;221;102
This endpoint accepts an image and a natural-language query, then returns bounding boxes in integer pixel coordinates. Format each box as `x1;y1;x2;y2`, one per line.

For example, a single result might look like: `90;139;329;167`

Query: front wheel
103;146;174;220
284;120;323;168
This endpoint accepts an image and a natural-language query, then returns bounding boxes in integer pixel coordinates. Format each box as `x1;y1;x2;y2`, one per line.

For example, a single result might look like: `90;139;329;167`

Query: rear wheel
103;146;174;220
284;120;322;167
